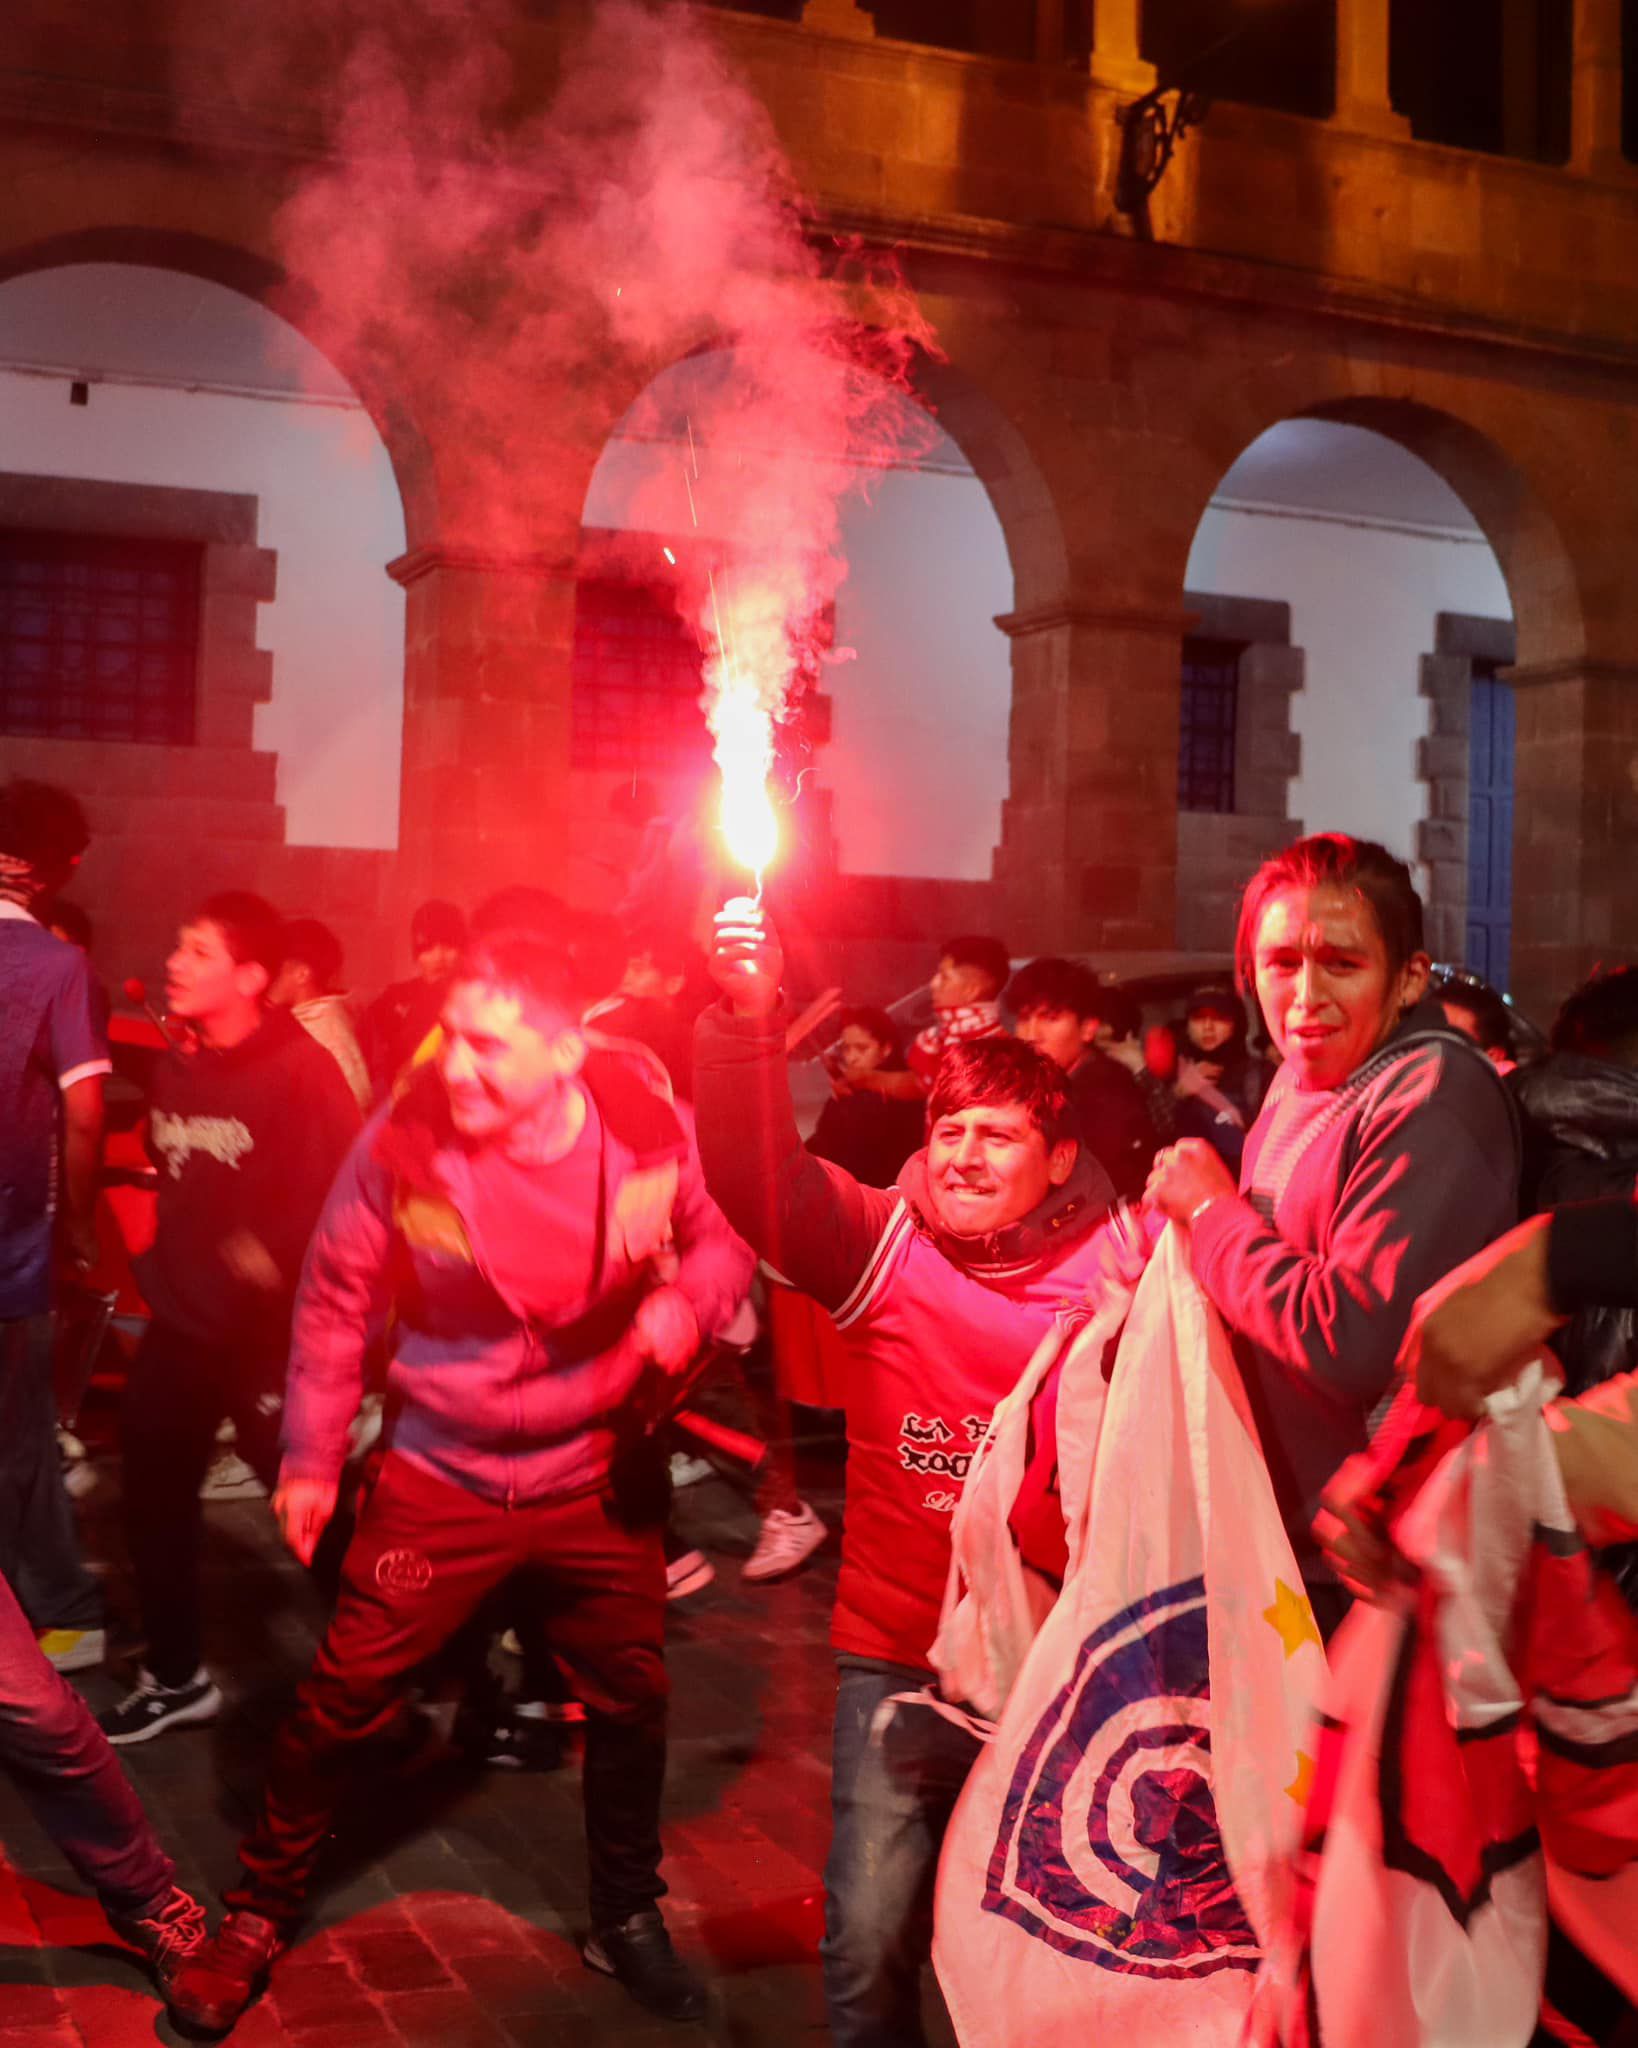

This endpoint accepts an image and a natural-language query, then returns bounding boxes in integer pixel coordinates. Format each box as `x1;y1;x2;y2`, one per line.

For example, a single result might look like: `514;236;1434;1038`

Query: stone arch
0;227;437;544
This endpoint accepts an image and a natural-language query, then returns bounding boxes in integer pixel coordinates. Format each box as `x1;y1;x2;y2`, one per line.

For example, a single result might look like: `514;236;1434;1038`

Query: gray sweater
1189;1000;1519;1576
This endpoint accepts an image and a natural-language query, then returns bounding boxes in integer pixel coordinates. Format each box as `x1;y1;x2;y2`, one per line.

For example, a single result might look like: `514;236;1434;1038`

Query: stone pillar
1333;0;1410;137
1509;661;1638;1020
1090;0;1156;95
993;600;1184;954
1572;0;1628;175
801;0;875;38
388;545;580;916
1035;0;1067;64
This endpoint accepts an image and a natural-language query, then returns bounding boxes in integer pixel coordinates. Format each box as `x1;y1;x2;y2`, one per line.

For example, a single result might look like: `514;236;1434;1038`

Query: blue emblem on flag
983;1576;1260;1977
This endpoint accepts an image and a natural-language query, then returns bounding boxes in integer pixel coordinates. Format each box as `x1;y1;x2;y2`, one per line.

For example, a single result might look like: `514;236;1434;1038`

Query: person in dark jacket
1511;966;1638;1397
1169;982;1275;1175
808;1005;927;1188
99;893;361;1749
359;897;466;1094
168;929;753;2035
1143;835;1519;1627
1011;956;1158;1201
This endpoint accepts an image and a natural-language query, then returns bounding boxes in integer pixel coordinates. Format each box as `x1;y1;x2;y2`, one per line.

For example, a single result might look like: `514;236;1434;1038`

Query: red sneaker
165;1908;284;2032
107;1883;207;1998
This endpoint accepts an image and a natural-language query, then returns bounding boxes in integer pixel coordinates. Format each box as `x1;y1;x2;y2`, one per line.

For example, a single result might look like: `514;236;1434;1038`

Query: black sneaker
166;1909;284;2035
583;1909;707;2022
106;1883;208;2000
454;1703;565;1773
97;1667;222;1747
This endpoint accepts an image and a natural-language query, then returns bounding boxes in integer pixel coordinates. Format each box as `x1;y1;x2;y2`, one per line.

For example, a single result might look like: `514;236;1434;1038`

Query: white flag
933;1228;1326;2045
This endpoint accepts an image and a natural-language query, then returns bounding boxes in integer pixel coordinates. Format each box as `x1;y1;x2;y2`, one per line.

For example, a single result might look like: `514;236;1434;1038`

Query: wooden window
0;529;201;744
1178;634;1242;814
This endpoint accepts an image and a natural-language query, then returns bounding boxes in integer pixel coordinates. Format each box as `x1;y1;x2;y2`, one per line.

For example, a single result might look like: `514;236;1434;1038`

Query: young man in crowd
168;931;754;2033
361;897;466;1093
696;904;1116;2048
0;779;110;1673
1010;955;1159;1202
270;916;372;1111
904;933;1012;1092
99;892;360;1745
583;927;702;1100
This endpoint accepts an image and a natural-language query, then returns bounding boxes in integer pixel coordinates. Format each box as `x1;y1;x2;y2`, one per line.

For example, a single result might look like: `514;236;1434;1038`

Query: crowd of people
1;766;1635;2043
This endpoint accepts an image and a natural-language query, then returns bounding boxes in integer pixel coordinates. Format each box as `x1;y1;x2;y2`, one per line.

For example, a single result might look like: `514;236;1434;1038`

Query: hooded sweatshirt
695;1002;1115;1672
1188;999;1518;1576
139;1006;361;1344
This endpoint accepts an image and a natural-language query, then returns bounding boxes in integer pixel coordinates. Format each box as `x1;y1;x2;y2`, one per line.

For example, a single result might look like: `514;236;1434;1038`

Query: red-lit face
925;1100;1075;1239
439;981;584;1141
1252;884;1428;1092
930;955;992;1012
1188;1012;1235;1055
166;921;265;1025
837;1025;891;1079
1015;1007;1096;1073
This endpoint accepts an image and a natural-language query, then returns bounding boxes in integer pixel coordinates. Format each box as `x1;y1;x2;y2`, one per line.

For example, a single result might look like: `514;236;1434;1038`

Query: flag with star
933;1227;1327;2045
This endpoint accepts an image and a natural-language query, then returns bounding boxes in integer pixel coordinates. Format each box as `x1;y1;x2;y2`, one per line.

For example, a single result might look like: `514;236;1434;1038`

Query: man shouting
171;930;753;2032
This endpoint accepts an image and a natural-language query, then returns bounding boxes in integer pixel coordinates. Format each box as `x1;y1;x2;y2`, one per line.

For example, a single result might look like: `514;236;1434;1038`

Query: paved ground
0;1417;948;2046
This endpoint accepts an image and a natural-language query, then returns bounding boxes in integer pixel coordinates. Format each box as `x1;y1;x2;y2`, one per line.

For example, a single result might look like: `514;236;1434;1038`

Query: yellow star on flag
1263;1578;1323;1660
1285;1750;1317;1808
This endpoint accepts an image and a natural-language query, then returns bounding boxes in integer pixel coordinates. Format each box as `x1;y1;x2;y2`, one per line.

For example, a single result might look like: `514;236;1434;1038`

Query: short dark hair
628;925;697;983
1235;834;1425;992
927;1036;1071;1147
1096;985;1141;1043
0;779;90;884
939;934;1011;1001
190;891;284;988
1008;956;1103;1024
43;899;93;950
411;899;467;953
1551;966;1638;1064
837;1004;905;1068
281;917;344;993
456;932;582;1029
469;886;567;942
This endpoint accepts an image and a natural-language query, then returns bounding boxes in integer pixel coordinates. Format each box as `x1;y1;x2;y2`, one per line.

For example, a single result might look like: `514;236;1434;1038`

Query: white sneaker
664;1549;715;1601
742;1503;826;1584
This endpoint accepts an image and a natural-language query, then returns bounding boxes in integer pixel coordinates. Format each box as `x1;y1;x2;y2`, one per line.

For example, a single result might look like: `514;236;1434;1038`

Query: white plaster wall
1185;506;1512;863
0;349;405;848
585;432;1015;881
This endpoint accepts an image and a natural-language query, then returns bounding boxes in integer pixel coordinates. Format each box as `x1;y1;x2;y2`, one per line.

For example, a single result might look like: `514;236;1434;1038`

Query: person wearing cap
1171;981;1275;1174
360;899;466;1095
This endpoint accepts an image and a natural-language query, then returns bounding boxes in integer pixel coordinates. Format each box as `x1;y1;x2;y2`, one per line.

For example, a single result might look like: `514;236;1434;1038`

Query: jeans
0;1315;101;1631
228;1451;670;1931
0;1563;173;1915
121;1319;288;1686
821;1657;983;2048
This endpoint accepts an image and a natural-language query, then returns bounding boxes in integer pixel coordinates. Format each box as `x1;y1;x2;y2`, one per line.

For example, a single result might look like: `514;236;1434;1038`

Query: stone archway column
387;544;580;916
1090;0;1156;94
1333;0;1410;137
1510;661;1638;1018
1572;0;1629;176
993;598;1185;956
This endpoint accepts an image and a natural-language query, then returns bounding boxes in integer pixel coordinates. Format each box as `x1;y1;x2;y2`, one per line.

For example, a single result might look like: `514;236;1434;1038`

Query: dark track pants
227;1451;669;1930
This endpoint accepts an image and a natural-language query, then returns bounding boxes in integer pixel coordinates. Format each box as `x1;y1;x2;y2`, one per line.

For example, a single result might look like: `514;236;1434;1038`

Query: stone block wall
1174;593;1303;954
1414;611;1516;964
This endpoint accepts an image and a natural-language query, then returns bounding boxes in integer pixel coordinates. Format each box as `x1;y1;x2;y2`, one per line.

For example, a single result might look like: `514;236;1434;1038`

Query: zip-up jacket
695;1001;1115;1673
280;1058;754;1504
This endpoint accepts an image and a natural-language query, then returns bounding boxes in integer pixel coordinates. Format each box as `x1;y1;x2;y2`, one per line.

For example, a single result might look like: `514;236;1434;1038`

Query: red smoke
251;0;936;864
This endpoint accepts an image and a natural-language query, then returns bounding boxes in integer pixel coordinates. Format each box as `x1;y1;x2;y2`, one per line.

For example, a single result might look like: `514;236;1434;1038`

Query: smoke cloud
238;0;936;838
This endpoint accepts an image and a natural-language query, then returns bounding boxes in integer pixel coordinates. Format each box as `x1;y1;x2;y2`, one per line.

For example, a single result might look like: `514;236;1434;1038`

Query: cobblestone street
0;1429;933;2046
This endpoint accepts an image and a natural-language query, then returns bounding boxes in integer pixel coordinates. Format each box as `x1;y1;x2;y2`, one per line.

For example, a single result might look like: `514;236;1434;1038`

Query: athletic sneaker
741;1502;827;1584
199;1451;266;1501
583;1908;707;2022
664;1547;715;1601
107;1883;209;2000
98;1667;222;1746
167;1909;284;2034
37;1626;106;1673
